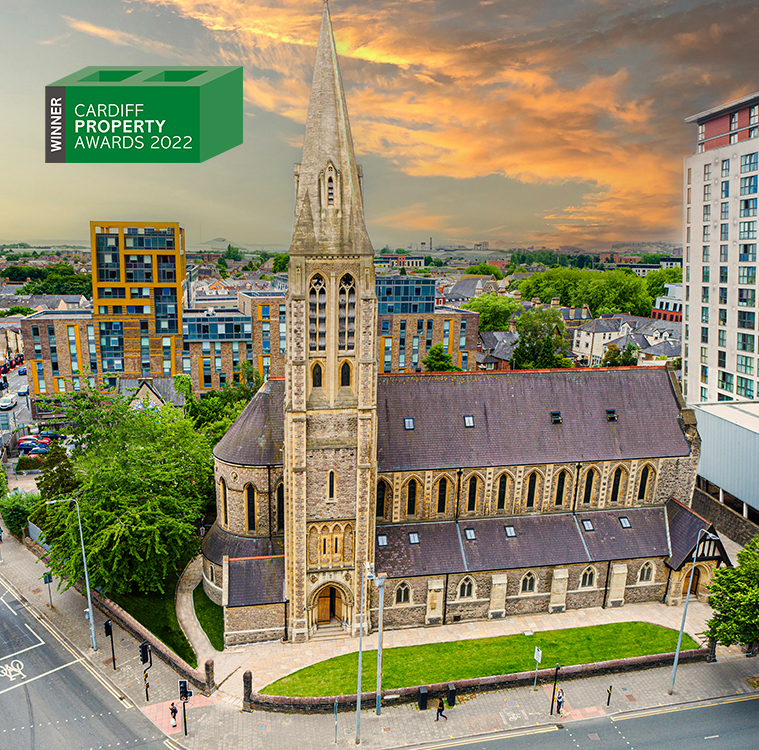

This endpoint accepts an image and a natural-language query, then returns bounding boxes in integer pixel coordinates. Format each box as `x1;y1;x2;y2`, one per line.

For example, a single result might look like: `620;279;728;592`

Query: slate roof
202;523;284;565
479;331;512;351
490;333;520;362
118;377;185;407
445;276;494;301
577;318;624;333
228;555;285;607
213;378;285;466
375;506;677;579
666;499;714;569
639;340;681;358
604;333;649;351
376;368;690;472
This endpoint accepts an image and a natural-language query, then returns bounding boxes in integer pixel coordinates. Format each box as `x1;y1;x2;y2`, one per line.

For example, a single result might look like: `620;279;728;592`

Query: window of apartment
740;243;757;262
701;307;709;323
720;266;728;283
202;357;212;388
701;327;709;344
701;365;709;384
442;319;451;352
383;337;392;373
719;203;729;221
722;159;730;177
739;289;756;307
701;387;708;401
700;346;708;365
459;320;467;350
740;221;758;240
426;320;433;351
719;287;727;304
703;226;711;242
738;333;755;352
737;354;754;374
702;246;710;262
737;376;755;399
720;224;729;241
702;285;709;302
703;184;711;202
741;176;758;195
35;361;46;394
719;309;727;326
182;357;190;374
703;204;711;222
717;350;726;369
721;181;730;199
741;199;758;218
739;266;757;285
704;163;712;180
738;311;756;330
718;370;734;392
741;153;758;173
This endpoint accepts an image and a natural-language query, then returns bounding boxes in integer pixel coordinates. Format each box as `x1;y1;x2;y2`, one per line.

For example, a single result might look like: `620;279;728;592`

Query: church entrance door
684;567;700;597
316;585;344;625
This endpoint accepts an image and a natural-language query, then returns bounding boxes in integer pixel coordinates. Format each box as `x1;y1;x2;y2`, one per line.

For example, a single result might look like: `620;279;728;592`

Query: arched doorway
683;567;700;597
316;585;346;626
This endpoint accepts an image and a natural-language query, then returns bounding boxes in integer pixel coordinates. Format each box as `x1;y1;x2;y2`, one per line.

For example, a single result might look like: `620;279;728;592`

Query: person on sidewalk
556;688;565;717
170;702;178;728
435;698;448;721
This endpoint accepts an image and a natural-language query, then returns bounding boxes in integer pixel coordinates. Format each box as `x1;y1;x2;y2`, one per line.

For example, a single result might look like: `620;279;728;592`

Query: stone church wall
225;603;285;646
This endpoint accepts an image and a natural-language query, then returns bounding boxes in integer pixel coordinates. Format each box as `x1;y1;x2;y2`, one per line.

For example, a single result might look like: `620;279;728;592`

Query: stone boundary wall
23;537;211;693
244;647;709;714
691;489;759;548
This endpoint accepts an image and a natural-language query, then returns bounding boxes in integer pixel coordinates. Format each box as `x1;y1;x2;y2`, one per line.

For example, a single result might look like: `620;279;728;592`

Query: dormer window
606;408;618;422
551;411;562;424
504;525;516;537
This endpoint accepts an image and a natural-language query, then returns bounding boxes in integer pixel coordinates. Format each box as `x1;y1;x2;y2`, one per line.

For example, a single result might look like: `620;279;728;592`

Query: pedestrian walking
170;702;178;727
435;698;447;721
556;687;565;717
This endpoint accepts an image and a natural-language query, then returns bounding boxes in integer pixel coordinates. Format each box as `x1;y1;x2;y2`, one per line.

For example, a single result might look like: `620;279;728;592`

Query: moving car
17;385;29;397
18;366;26;375
0;393;18;410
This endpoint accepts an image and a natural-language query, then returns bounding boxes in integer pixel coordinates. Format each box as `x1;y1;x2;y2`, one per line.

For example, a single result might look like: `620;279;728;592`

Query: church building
201;2;729;646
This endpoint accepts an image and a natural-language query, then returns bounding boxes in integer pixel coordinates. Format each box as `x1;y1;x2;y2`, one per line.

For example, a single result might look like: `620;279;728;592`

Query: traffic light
178;679;188;701
104;620;112;637
139;641;150;664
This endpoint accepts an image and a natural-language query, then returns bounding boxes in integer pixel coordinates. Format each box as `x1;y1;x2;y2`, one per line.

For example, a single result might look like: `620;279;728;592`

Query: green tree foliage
601;343;637;368
645;267;682;302
0;306;34;317
462;294;521;331
621;343;639;366
1;491;39;538
510;250;595;269
10;263;92;296
399;267;407;275
640;253;667;264
272;254;290;273
464;263;504;280
30;401;214;595
518;268;653;316
424;255;433;266
511;308;570;369
706;535;759;649
37;441;81;501
422;344;461;372
217;257;228;269
224;244;243;261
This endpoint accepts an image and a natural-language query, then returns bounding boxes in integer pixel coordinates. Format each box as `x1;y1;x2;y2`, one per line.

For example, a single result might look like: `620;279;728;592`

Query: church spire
290;2;373;256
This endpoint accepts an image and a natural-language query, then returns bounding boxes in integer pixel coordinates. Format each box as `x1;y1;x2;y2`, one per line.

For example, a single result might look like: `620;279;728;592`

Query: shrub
0;491;40;537
16;456;46;471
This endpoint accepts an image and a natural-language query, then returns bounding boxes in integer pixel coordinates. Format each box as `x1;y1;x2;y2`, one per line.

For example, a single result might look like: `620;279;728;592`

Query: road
1;365;32;433
0;577;172;750
415;694;759;750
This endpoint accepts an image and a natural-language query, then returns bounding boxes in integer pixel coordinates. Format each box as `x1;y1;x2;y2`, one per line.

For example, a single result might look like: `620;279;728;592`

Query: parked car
17;385;29;397
38;431;64;440
18;366;26;375
18;443;40;455
0;393;18;410
28;446;49;456
18;438;41;447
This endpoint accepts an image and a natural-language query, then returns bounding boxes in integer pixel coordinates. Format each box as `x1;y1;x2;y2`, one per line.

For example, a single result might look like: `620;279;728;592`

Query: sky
1;0;758;251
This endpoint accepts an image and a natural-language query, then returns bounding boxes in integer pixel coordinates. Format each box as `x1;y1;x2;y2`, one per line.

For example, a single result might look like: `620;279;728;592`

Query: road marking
612;693;759;722
705;735;720;740
403;725;559;749
0;593;18;616
0;623;45;662
0;657;82;696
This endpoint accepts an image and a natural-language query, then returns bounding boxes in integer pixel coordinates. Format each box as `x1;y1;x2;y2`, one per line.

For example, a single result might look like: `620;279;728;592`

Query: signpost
140;641;152;701
179;679;192;736
43;572;53;608
104;619;116;670
532;646;542;690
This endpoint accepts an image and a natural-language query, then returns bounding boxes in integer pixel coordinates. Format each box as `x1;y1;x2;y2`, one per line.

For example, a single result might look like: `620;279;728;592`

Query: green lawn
110;575;197;669
263;622;698;697
193;583;225;652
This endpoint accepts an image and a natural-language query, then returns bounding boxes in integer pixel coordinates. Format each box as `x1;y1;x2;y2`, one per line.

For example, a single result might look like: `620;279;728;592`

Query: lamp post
374;574;386;715
46;498;98;651
356;561;374;745
669;528;719;694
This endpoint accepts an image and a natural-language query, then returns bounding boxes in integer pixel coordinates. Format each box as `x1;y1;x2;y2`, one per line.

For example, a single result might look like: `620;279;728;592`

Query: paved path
175;556;217;664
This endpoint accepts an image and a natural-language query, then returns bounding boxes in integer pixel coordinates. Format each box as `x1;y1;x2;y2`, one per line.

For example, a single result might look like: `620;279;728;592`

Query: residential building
651;283;683;322
376;276;435;314
442;274;499;306
683;91;759;403
91;221;186;388
200;5;721;647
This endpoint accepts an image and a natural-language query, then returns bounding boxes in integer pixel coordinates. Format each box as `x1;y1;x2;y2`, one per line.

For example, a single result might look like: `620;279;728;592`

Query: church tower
283;1;378;641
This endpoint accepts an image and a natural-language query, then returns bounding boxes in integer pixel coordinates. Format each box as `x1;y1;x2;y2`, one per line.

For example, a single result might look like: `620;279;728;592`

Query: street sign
534;646;542;664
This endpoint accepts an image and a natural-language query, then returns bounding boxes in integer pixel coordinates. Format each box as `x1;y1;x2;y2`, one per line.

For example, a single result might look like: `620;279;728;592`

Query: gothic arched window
327;175;334;205
220;477;227;527
583;469;596;505
406;479;417;516
312;362;322;388
459;576;474;598
246;484;255;533
277;483;285;533
497;474;508;511
340;361;351;387
395;582;410;604
338;274;356;350
526;472;538;509
437;477;447;514
638;465;653;501
521;572;536;593
554;470;567;507
467;475;478;512
610;466;626;503
328;471;335;501
376;480;388;518
309;274;326;351
581;567;595;588
639;561;654;582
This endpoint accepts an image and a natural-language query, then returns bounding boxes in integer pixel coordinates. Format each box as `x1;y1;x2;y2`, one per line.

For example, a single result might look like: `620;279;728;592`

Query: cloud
62;15;180;57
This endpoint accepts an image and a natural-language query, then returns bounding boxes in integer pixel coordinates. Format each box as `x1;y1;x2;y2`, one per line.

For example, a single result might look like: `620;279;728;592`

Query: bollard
418;686;428;711
447;683;456;707
243;670;252;711
205;659;215;693
606;685;612;706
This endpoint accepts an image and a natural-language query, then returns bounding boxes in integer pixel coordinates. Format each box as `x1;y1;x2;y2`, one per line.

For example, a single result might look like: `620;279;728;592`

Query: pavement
0;513;757;750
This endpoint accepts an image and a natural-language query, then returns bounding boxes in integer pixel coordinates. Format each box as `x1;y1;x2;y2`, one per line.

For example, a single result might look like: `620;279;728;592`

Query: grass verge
193;583;225;652
263;621;698;697
110;573;197;669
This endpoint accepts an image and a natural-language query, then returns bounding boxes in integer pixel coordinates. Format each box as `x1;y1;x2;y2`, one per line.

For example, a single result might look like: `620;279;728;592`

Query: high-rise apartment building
91;221;186;387
683;92;759;403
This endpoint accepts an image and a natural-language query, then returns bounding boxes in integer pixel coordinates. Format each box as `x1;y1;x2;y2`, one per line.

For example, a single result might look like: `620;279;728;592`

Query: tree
705;535;759;650
464;262;503;280
424;255;433;266
399;267;407;276
422;344;461;372
0;306;34;317
621;343;639;366
37;440;81;500
217;257;228;269
0;491;39;538
224;244;243;261
645;267;682;302
601;344;622;367
462;294;520;331
272;254;290;273
510;307;570;369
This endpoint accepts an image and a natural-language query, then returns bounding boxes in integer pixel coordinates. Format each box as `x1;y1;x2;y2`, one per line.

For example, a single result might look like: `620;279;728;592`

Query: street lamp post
669;528;719;695
46;498;98;651
374;574;386;715
356;561;374;745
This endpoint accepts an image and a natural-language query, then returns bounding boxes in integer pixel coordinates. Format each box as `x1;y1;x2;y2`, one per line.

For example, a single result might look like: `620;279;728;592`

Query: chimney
513;290;522;301
532;297;541;305
509;317;517;333
551;297;560;307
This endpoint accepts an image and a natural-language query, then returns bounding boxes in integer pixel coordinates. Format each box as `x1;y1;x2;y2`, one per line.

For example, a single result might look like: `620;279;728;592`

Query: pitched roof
666;498;713;569
376;507;675;578
202;524;284;565
376;368;690;472
227;555;285;607
213;378;285;466
490;333;520;361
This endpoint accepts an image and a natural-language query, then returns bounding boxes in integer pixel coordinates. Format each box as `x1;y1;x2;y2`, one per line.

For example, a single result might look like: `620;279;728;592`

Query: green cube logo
45;66;242;163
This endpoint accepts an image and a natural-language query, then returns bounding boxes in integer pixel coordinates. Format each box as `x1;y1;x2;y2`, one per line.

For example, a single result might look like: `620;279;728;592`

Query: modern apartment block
236;290;287;379
91;221;187;387
683;92;759;403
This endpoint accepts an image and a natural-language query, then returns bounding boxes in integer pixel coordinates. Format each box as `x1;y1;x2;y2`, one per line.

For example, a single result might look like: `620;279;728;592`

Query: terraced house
200;3;729;646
